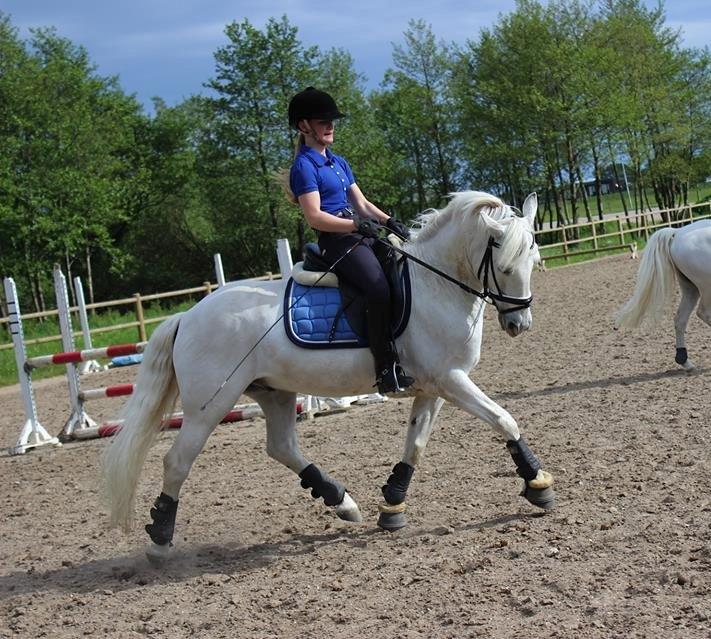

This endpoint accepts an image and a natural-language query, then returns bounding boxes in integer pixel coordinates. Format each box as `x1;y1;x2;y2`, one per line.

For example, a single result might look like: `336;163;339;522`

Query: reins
378;228;533;314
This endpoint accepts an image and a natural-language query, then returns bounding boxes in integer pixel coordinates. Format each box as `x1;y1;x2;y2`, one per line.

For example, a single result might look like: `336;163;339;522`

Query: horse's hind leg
377;394;444;531
252;389;362;523
145;412;220;562
674;273;699;371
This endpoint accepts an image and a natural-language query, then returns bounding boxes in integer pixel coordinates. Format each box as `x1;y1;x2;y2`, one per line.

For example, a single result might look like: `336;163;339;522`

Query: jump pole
73;402;305;440
2;277;62;456
25;343;147;370
53;265;97;441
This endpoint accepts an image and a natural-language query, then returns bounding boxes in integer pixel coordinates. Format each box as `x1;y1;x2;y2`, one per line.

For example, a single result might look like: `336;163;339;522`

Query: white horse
102;190;555;561
615;218;711;370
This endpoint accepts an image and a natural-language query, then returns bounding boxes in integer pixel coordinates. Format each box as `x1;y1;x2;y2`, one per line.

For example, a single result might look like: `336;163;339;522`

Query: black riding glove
355;218;381;238
385;217;410;240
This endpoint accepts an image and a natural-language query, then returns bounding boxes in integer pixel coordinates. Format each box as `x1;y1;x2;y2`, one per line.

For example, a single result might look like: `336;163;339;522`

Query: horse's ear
480;209;506;239
522;192;538;224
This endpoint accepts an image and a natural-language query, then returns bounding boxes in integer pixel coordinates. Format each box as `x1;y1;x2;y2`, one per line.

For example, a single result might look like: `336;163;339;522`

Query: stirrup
375;363;414;394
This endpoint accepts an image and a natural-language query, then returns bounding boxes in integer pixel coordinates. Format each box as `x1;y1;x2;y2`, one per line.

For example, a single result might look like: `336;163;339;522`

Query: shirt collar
299;145;335;167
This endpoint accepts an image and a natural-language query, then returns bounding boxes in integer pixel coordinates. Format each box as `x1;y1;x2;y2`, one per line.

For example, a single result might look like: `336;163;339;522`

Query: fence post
562;227;569;263
134;293;147;342
591;220;598;250
214;253;226;287
617;217;624;246
203;281;212;297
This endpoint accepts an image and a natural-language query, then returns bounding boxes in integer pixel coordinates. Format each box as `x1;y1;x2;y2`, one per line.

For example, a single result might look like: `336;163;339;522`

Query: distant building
580;177;631;197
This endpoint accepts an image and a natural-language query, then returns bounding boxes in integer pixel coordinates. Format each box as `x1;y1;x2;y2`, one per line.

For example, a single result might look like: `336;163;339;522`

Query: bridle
378;234;533;315
476;237;533;314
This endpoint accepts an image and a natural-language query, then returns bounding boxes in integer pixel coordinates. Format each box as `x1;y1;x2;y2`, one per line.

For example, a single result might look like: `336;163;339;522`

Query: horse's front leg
378;394;445;531
253;389;362;523
439;369;555;511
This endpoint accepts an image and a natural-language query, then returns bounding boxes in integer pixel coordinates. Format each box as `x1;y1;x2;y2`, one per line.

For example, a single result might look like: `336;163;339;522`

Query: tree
377;20;458;211
0;18;144;307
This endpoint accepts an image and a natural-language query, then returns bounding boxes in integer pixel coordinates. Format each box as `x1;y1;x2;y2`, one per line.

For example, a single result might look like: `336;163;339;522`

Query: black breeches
318;232;392;366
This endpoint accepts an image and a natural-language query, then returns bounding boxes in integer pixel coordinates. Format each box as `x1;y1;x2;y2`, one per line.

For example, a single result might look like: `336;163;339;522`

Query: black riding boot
367;300;414;393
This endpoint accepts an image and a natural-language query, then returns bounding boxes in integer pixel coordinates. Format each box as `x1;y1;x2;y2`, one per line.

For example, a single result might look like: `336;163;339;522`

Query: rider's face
303;119;335;145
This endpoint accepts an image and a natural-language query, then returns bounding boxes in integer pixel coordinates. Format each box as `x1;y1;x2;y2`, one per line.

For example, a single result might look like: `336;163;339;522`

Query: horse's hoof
377;501;407;531
145;541;172;566
377;511;407;531
682;360;696;372
522;485;556;510
335;492;362;523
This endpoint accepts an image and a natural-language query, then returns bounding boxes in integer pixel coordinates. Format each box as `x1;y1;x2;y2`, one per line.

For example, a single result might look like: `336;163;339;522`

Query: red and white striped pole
73;402;305;440
26;342;147;370
79;384;135;401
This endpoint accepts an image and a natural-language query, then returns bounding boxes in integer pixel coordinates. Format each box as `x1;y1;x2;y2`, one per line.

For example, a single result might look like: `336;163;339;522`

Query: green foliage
0;20;145;303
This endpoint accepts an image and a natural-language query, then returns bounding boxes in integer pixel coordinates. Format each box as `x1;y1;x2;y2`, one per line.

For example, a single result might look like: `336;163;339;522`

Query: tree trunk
22;243;41;315
606;136;629;218
65;250;76;307
590;136;604;221
33;271;46;313
575;164;592;223
85;245;95;307
553;146;570;228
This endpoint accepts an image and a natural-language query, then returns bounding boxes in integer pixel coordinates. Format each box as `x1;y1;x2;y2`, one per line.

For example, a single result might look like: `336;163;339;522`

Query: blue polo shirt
290;145;356;214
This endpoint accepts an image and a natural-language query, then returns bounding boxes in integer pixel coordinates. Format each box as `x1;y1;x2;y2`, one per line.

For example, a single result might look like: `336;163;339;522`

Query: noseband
476;237;533;315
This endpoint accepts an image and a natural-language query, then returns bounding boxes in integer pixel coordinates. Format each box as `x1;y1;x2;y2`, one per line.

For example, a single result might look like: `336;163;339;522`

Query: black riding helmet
288;87;346;129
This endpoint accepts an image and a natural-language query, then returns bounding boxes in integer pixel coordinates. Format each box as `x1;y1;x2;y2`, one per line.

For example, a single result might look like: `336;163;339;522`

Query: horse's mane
413;191;532;270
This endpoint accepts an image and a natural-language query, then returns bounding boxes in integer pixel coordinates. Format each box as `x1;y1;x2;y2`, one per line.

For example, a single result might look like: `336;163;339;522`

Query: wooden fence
0;274;280;352
535;201;711;265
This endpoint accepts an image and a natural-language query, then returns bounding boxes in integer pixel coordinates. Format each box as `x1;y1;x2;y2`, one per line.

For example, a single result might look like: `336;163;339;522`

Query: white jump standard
3;277;62;456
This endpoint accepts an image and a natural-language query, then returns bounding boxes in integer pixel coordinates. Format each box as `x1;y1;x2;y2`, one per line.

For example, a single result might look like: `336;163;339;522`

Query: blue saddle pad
283;262;411;349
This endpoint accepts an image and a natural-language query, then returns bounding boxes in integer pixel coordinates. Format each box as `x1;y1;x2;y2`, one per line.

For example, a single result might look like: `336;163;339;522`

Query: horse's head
475;192;539;336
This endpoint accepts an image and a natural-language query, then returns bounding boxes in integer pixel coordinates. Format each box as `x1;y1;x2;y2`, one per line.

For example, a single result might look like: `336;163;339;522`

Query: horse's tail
101;313;182;531
615;228;677;329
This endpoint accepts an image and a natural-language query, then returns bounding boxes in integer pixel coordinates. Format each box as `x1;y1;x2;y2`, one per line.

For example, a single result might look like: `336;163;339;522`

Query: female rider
287;87;413;394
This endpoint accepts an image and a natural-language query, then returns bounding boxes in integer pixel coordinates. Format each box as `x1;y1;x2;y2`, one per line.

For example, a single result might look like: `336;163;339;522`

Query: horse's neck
410;222;485;293
408;224;488;317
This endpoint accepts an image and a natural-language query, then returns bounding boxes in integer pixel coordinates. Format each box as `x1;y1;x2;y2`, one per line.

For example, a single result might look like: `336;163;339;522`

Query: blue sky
2;1;708;112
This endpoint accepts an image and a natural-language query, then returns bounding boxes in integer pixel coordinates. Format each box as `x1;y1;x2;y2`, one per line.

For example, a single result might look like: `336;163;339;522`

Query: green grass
0;298;201;387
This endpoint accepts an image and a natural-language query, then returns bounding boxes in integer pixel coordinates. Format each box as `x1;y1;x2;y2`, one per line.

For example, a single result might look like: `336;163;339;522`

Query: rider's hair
275;132;306;205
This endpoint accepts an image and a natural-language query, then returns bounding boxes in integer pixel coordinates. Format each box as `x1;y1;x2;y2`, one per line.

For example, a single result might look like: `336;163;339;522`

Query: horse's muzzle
499;309;532;336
